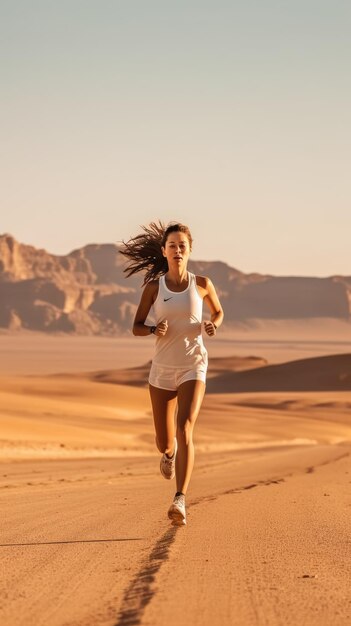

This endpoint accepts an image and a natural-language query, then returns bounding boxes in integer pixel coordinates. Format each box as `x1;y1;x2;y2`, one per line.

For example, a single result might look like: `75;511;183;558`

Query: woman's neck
166;267;188;286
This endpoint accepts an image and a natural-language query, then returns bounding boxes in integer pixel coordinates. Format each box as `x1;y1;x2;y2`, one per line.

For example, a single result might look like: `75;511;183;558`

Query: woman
119;221;224;526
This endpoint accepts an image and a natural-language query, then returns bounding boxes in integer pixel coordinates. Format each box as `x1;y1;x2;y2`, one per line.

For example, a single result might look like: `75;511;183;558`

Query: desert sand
0;326;350;625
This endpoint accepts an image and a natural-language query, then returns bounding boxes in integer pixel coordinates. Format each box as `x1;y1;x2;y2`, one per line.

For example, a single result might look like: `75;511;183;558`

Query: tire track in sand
115;450;350;625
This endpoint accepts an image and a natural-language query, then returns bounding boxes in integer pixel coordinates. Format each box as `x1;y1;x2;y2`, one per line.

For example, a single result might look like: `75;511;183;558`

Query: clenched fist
204;321;216;336
155;319;168;336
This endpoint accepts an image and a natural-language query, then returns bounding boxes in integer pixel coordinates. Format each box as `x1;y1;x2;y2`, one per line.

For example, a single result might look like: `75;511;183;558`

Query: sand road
1;444;350;626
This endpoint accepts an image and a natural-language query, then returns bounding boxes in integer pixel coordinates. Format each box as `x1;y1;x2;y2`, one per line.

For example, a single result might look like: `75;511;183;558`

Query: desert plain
0;318;351;626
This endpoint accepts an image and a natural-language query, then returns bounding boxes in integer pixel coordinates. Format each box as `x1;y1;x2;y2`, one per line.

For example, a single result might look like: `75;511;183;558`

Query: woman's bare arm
132;282;158;336
196;276;224;335
204;278;224;326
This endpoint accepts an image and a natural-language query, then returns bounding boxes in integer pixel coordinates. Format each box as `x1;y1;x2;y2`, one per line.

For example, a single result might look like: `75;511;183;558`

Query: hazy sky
1;0;350;277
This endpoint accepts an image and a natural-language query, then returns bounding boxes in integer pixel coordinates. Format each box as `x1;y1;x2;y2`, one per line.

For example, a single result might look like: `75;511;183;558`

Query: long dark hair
119;220;193;285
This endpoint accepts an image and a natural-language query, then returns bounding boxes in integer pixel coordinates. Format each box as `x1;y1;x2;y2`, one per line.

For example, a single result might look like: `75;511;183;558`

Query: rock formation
0;233;350;335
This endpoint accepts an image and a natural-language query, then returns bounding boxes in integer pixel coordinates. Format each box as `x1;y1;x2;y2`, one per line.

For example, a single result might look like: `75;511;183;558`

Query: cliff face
0;233;350;335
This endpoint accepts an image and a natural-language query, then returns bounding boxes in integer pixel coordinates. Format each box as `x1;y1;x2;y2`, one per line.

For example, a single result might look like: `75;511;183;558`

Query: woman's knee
177;418;195;445
155;435;173;454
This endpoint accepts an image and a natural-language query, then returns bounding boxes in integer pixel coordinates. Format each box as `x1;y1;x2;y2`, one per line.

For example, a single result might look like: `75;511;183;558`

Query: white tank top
152;272;208;368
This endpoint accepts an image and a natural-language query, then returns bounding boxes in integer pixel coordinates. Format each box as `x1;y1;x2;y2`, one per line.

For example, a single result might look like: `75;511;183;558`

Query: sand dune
77;355;268;387
0;375;152;460
0;353;350;462
206;353;351;392
87;353;351;393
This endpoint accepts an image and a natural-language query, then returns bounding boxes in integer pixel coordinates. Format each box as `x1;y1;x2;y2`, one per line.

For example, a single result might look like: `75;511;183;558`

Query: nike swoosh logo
164;297;173;301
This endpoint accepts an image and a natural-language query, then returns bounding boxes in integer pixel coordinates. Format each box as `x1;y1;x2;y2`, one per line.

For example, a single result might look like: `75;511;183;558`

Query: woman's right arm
132;281;157;336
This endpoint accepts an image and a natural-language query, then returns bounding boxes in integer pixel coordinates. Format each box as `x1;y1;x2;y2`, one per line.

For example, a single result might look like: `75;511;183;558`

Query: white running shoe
160;437;177;480
168;494;186;526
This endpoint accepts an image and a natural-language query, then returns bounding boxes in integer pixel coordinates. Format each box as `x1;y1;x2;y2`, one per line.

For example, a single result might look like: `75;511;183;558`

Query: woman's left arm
202;277;224;336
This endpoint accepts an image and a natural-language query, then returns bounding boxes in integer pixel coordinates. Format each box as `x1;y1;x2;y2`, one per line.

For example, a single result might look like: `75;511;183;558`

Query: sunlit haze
1;1;350;277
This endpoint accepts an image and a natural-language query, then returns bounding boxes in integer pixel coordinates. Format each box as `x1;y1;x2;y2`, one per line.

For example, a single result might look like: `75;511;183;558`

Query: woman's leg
175;379;206;494
148;384;178;456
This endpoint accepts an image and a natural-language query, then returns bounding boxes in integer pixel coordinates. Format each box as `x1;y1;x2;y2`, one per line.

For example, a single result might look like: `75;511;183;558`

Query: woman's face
162;232;191;267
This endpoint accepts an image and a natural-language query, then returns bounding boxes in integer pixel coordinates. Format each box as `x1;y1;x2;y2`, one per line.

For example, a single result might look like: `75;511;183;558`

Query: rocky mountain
0;233;350;335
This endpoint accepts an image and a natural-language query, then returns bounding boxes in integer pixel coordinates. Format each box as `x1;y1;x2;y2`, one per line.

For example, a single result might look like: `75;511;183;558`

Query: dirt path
1;444;350;626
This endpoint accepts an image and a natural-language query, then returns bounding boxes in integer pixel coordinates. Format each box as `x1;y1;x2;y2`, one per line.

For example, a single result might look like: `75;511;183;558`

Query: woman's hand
155;319;168;336
204;321;216;336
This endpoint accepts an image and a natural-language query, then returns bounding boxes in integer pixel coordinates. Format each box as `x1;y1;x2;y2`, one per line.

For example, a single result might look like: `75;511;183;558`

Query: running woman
119;221;224;525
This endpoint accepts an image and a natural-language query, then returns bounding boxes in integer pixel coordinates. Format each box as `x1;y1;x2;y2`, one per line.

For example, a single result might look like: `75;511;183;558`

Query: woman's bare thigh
176;380;206;430
148;384;177;452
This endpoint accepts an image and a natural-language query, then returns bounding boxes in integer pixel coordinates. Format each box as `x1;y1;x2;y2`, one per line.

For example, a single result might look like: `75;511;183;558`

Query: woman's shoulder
195;274;211;289
143;278;160;302
194;274;212;296
143;277;160;288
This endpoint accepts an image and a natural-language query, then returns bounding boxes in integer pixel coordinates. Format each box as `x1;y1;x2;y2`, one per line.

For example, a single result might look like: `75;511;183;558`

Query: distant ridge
205;353;351;393
0;233;350;335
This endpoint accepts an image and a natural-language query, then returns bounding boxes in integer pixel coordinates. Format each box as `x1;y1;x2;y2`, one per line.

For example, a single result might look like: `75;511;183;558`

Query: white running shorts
148;362;207;391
